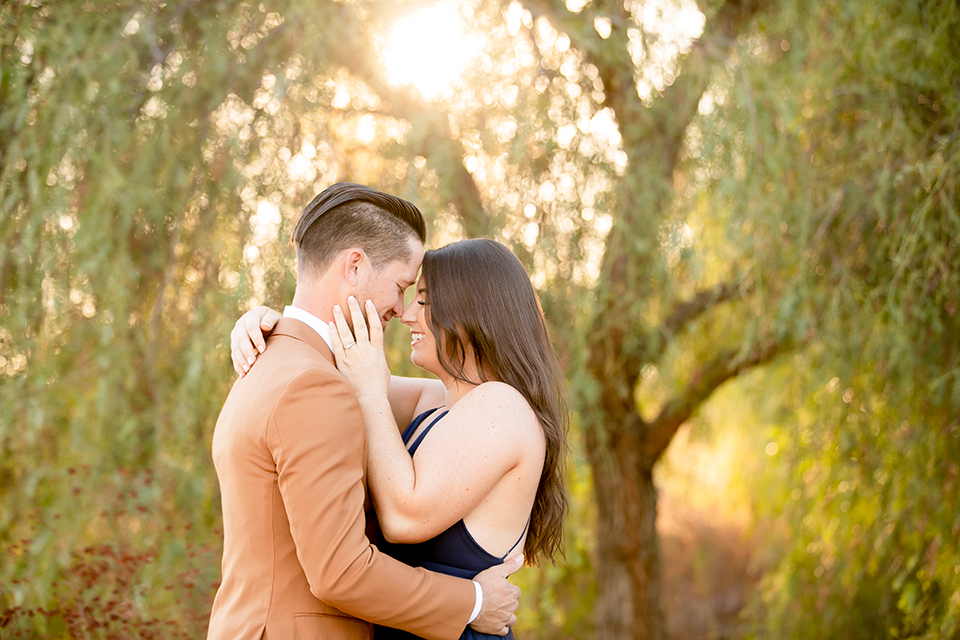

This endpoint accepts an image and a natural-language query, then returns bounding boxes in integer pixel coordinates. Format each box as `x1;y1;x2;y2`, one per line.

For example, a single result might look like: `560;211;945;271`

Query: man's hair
292;183;426;278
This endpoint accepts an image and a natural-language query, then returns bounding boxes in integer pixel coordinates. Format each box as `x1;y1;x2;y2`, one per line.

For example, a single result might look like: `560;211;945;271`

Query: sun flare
380;2;481;99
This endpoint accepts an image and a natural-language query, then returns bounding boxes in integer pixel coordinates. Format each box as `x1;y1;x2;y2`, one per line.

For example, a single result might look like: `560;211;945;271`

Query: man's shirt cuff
468;581;483;624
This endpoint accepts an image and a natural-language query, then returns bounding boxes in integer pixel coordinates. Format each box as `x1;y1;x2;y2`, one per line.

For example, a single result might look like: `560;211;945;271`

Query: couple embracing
207;182;568;640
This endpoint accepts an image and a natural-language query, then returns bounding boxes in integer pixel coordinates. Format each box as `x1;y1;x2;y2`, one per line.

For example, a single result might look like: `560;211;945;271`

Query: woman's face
400;277;442;376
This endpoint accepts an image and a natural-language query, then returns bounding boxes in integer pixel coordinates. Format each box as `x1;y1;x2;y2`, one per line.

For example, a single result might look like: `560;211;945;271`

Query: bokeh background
1;1;958;638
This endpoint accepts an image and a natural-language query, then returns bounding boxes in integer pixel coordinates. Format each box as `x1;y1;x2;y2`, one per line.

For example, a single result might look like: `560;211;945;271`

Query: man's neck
290;282;338;324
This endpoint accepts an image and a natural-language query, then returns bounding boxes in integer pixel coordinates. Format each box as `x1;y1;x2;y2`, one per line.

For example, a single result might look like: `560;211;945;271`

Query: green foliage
741;355;960;640
0;0;298;630
692;1;960;637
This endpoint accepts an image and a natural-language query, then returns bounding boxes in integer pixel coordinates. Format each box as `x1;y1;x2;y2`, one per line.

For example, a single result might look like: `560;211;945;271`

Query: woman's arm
388;375;445;433
363;383;534;544
331;298;537;544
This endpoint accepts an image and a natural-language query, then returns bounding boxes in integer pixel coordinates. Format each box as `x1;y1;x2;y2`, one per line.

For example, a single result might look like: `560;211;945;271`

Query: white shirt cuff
467;581;483;624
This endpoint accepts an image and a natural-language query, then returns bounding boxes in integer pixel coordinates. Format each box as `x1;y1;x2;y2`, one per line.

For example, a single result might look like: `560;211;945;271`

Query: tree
2;0;957;638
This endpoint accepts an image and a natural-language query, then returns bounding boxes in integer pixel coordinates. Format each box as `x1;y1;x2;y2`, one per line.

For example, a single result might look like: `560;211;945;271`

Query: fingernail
518;554;524;564
257;345;265;353
242;364;249;372
334;305;341;312
247;356;256;365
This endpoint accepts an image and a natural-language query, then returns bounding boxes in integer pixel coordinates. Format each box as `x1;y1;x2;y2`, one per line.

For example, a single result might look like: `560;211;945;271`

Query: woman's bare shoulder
457;381;541;432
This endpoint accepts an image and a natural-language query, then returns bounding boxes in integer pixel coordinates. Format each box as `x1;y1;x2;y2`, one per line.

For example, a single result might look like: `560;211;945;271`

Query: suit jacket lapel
272;318;335;366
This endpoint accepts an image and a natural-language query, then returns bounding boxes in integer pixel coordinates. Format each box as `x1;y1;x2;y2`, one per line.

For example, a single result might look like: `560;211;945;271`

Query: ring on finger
343;341;356;350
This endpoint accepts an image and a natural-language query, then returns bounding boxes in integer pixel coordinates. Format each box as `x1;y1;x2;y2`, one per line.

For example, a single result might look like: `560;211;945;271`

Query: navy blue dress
375;408;525;640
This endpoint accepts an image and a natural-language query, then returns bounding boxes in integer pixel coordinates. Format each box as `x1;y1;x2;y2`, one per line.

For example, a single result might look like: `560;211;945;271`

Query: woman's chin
409;353;439;377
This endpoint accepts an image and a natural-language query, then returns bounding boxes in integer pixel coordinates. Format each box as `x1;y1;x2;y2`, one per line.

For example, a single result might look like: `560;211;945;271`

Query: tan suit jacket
208;318;475;640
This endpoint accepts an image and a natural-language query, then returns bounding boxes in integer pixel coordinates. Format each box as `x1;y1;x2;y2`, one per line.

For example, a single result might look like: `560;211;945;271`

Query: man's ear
342;248;365;286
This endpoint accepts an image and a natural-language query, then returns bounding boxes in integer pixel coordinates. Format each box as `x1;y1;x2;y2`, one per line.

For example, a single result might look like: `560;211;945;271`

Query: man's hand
470;554;523;636
230;306;281;376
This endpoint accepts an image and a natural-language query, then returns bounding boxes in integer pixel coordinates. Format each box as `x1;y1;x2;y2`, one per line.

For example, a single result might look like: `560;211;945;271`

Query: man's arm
268;367;516;639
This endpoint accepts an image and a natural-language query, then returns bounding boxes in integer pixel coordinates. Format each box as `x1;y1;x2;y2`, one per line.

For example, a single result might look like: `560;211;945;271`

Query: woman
232;239;567;639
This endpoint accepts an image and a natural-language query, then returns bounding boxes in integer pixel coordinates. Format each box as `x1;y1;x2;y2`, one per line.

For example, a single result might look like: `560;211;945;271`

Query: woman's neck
437;357;493;409
442;377;479;409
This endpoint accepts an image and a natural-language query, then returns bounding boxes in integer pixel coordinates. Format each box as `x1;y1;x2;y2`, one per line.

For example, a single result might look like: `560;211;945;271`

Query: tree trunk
588;422;664;640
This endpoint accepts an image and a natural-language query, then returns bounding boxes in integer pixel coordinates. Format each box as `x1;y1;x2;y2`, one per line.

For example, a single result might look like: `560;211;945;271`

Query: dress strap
401;407;440;444
501;519;530;560
407;409;449;455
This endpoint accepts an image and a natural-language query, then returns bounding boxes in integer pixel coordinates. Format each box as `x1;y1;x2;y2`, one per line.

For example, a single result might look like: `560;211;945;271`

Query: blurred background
1;0;958;638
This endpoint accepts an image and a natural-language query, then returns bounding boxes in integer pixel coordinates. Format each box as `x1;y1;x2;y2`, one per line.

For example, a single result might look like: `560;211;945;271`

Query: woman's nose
400;299;417;324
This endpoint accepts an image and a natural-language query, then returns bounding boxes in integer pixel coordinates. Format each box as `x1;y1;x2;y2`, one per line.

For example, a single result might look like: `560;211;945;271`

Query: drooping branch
643;334;794;462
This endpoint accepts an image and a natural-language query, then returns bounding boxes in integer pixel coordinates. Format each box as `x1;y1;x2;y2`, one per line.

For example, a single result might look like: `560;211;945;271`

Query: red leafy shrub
1;466;221;639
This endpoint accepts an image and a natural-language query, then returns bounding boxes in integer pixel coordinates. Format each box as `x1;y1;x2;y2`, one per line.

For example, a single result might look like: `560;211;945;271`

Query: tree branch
660;282;753;338
584;0;767;411
643;334;793;462
650;278;755;356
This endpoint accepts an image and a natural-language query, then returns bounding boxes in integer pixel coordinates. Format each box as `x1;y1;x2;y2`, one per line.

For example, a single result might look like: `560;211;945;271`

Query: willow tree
4;0;958;638
0;0;828;636
309;1;776;636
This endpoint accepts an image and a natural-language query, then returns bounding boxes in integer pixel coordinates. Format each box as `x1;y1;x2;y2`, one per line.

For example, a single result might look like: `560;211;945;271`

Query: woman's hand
231;306;281;376
329;297;391;401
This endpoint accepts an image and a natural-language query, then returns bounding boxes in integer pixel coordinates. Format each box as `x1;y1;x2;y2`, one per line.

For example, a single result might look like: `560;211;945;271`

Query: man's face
353;236;424;329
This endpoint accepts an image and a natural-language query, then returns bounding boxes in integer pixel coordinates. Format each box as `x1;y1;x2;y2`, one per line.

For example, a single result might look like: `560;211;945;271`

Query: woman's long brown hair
421;238;568;563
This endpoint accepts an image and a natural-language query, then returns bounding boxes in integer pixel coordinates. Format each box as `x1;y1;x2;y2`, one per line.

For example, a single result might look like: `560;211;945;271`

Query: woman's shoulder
470;380;526;401
460;382;538;426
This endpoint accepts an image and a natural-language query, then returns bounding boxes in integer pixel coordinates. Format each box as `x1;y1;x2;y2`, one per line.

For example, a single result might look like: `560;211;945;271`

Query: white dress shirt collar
282;305;333;352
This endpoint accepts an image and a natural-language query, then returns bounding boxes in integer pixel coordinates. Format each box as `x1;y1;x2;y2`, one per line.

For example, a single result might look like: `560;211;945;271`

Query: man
209;183;521;640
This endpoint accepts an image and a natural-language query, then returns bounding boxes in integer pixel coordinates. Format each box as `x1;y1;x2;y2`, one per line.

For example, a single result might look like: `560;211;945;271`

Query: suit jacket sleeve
266;366;475;640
